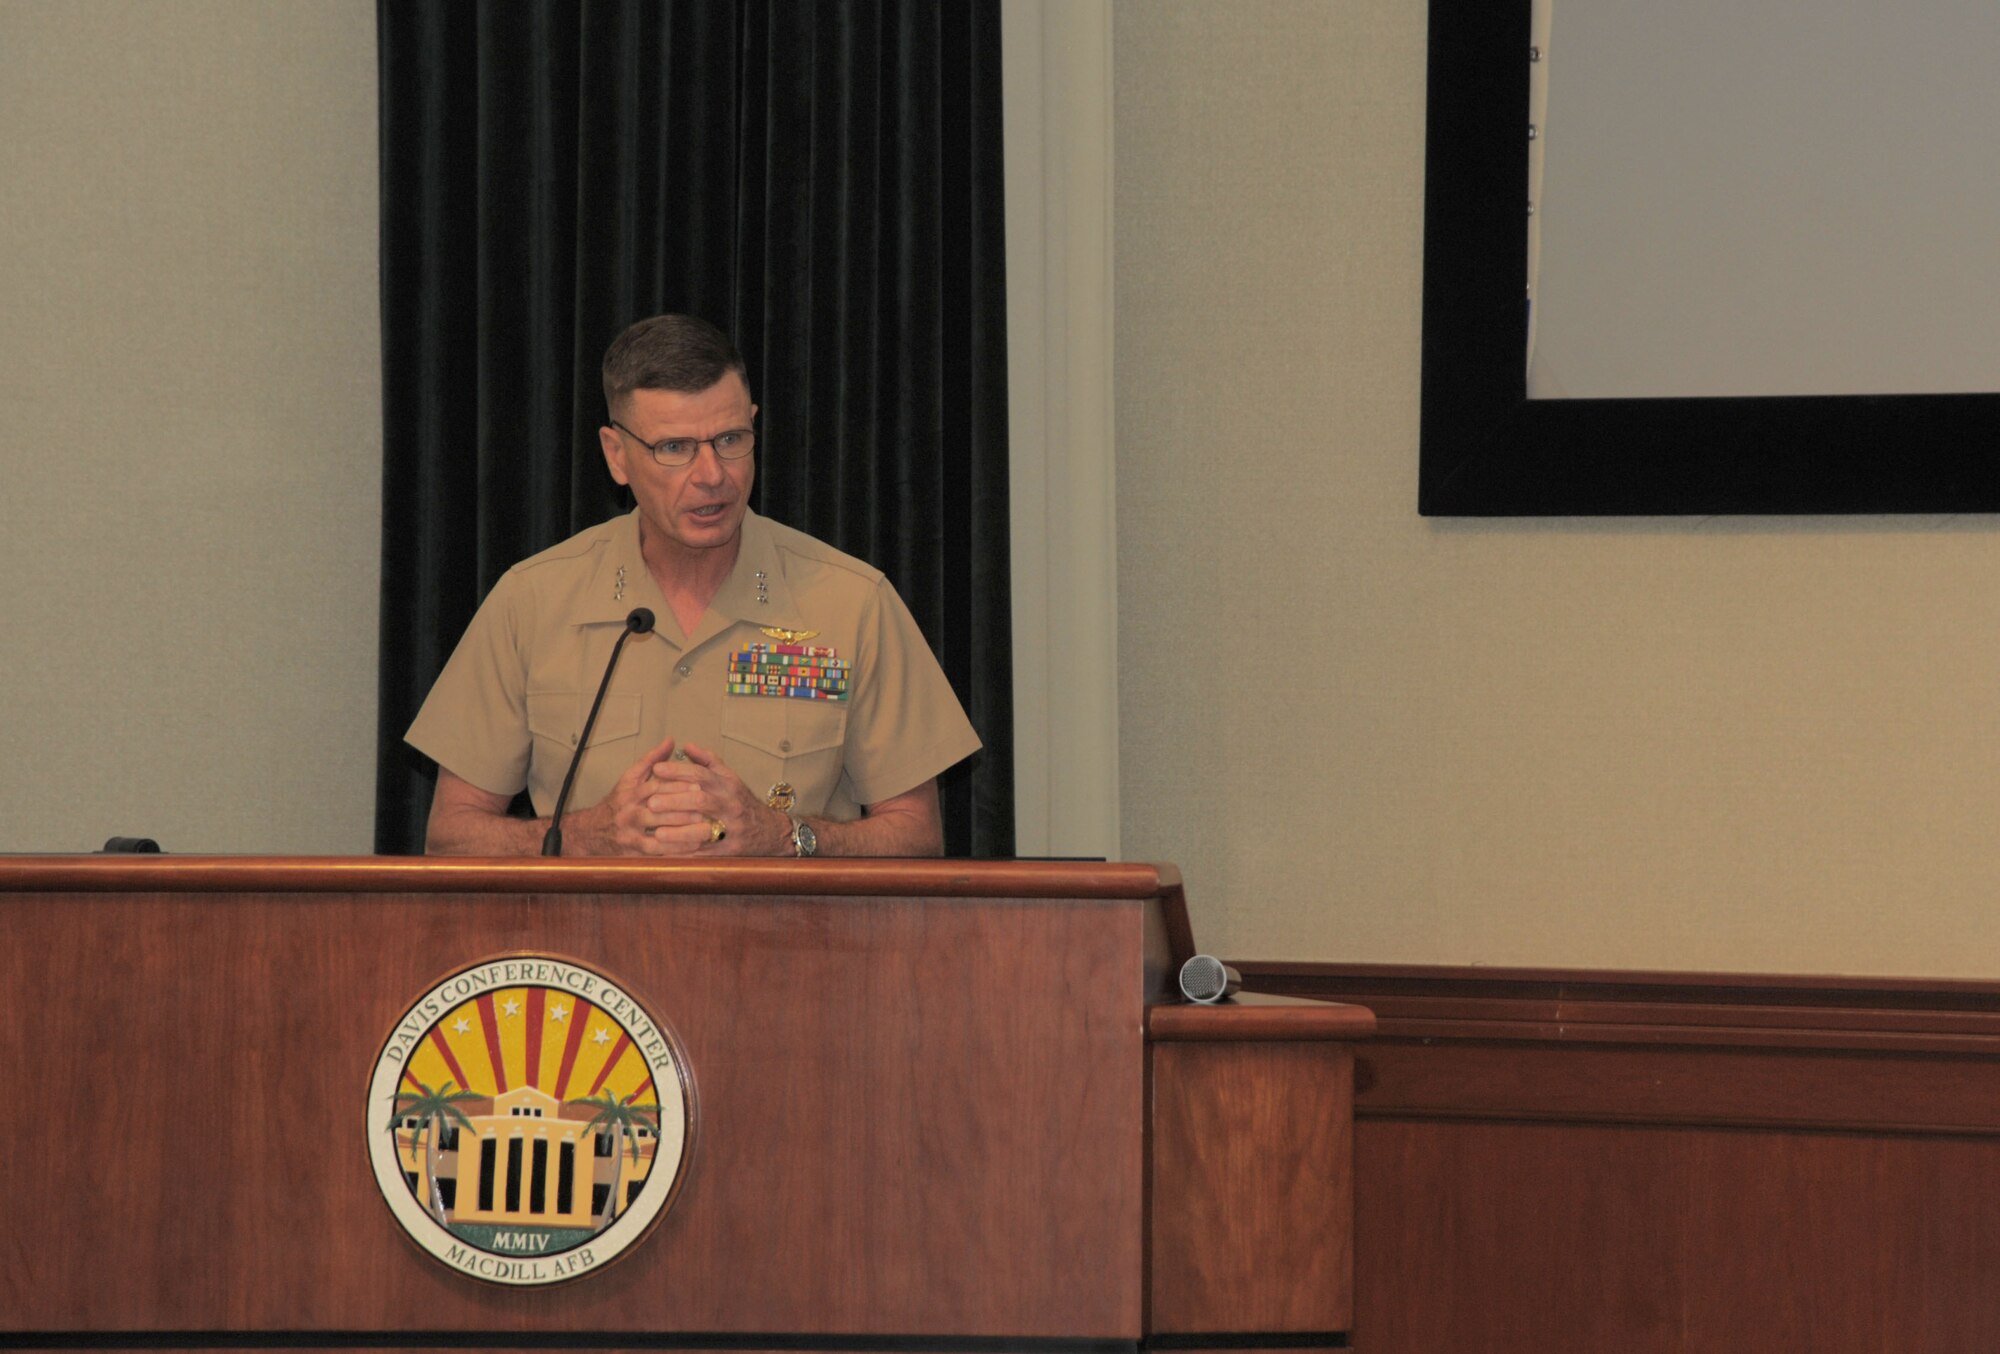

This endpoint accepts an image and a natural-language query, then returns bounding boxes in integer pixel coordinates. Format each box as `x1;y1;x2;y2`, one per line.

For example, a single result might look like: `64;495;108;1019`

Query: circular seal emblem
367;955;693;1286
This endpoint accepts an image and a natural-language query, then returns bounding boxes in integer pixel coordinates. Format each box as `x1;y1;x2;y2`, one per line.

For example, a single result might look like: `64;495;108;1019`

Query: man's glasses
609;419;756;468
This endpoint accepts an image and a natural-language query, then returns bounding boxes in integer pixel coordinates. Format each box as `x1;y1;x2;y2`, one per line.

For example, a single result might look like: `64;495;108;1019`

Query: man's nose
687;440;727;482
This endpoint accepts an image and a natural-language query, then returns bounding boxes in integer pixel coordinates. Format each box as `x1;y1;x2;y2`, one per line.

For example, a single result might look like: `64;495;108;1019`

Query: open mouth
689;503;731;521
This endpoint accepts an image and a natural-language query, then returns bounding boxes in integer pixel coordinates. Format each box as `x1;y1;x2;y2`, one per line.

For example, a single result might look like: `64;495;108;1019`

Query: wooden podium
0;856;1370;1348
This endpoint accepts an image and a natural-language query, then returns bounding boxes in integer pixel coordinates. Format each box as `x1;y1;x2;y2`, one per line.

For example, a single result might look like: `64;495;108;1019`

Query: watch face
796;821;817;857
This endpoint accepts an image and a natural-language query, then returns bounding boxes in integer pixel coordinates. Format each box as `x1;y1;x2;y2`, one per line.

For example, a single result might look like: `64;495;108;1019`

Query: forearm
424;784;621;858
423;800;552;856
787;779;945;858
799;808;944;857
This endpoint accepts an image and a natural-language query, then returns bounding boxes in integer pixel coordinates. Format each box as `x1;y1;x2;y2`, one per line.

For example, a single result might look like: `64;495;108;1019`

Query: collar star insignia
760;626;819;643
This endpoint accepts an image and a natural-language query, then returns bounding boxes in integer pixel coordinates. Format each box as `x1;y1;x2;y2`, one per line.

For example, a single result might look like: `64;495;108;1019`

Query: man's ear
599;424;630;486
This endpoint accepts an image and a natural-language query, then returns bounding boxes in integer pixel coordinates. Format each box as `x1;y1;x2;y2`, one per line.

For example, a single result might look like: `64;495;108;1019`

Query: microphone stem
541;624;643;857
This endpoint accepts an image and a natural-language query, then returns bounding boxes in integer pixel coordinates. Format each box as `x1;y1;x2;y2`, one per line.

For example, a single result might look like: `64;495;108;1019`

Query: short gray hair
600;314;748;412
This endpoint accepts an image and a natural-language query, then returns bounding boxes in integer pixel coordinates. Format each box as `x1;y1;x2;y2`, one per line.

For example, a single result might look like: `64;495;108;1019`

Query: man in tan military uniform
407;315;980;857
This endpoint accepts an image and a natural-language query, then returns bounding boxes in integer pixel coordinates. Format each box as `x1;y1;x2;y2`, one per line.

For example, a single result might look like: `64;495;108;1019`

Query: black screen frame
1419;1;2000;516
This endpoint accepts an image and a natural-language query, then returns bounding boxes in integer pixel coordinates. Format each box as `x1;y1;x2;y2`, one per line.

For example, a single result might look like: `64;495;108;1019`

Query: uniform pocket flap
720;695;847;758
527;690;642;750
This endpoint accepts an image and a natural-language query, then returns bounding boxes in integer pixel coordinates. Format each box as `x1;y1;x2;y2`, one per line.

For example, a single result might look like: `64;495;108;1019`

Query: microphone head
1178;954;1242;1004
626;607;656;634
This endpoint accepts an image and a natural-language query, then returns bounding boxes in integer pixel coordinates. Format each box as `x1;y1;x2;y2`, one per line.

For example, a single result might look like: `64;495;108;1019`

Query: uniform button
778;739;792;753
675;664;691;678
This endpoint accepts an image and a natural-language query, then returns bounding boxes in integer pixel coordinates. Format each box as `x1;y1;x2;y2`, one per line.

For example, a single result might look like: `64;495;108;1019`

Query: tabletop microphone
99;836;163;853
1178;954;1242;1004
541;607;655;857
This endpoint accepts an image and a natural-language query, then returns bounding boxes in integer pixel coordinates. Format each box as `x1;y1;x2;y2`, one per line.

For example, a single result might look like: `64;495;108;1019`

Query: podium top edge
0;854;1186;901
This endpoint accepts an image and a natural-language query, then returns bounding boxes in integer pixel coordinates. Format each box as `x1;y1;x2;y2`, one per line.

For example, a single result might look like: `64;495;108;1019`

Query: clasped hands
594;734;793;857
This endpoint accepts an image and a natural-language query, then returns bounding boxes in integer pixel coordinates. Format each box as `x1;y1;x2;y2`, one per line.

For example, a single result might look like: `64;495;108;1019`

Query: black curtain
374;1;1013;857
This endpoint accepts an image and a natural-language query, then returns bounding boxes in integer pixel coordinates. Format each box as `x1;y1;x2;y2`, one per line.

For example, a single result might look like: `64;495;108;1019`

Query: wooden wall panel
1244;962;2000;1354
1356;1120;2000;1354
1354;1039;2000;1135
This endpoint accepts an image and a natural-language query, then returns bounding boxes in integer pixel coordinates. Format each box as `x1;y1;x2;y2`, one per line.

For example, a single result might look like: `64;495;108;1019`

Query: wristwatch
787;813;818;858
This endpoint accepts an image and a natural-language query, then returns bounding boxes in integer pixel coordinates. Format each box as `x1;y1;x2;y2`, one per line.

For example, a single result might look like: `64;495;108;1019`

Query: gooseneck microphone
541;607;655;857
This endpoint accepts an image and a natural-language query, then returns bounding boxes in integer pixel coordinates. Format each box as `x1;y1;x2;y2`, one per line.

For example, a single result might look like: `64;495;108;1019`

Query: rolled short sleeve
839;577;982;806
405;572;535;797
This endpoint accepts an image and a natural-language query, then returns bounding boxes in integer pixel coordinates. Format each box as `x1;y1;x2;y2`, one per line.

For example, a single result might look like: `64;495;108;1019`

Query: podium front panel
0;877;1153;1338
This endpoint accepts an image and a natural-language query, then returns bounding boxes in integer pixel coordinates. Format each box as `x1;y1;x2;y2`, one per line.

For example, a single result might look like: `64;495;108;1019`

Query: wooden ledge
1237;961;2000;1055
0;853;1182;900
1147;992;1376;1042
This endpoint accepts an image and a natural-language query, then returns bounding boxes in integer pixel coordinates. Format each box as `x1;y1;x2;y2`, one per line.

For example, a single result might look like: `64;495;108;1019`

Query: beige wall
1113;0;2000;976
10;0;1994;978
0;1;381;853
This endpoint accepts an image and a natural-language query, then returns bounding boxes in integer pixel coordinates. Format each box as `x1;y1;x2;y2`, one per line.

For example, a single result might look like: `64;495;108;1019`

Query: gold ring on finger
707;819;726;843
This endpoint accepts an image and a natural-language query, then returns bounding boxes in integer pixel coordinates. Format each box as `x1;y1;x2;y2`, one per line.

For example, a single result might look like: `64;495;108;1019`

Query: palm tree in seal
566;1090;661;1229
388;1078;481;1226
